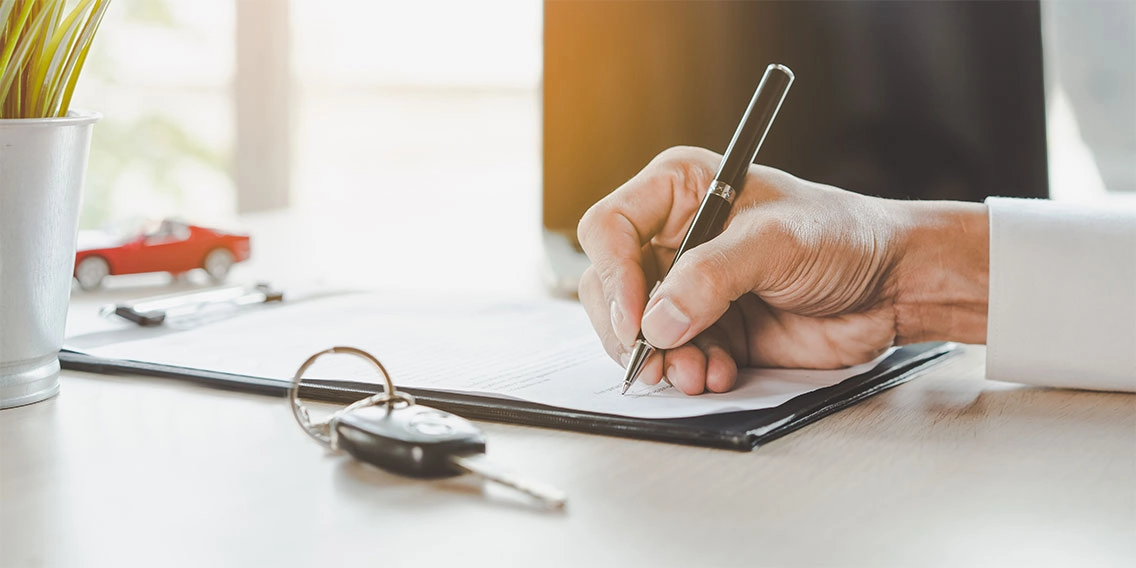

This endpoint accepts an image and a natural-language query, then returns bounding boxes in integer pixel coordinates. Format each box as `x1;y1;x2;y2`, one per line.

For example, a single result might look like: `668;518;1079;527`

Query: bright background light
70;0;1132;292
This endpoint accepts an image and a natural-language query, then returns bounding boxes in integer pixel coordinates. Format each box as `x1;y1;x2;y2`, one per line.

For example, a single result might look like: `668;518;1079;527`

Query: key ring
289;346;416;449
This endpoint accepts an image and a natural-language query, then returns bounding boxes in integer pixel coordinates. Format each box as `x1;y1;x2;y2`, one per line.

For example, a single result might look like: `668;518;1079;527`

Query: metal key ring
289;346;416;449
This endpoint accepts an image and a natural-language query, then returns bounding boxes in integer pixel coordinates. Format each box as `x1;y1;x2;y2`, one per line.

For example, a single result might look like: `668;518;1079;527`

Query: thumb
640;219;776;349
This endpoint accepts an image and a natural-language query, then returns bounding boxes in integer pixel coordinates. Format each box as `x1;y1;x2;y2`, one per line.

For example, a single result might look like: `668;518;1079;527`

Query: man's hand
576;146;989;395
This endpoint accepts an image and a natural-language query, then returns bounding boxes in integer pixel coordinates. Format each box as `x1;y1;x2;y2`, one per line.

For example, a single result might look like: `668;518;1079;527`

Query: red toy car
73;219;251;290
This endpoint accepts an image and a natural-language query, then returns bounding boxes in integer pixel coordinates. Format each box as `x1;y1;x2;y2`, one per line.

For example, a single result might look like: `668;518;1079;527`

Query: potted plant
1;0;110;408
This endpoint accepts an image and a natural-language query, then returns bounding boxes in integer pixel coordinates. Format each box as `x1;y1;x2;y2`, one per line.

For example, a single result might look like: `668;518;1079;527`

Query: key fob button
334;404;487;478
409;415;454;437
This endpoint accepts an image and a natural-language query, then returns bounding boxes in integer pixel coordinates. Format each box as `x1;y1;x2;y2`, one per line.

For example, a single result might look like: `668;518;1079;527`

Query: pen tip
620;340;653;396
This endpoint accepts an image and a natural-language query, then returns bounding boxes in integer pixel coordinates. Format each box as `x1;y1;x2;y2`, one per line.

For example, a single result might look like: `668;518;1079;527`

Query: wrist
889;200;990;344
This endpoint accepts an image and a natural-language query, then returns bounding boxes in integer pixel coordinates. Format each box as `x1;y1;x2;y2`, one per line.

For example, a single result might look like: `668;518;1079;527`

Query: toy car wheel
75;256;109;290
203;248;234;282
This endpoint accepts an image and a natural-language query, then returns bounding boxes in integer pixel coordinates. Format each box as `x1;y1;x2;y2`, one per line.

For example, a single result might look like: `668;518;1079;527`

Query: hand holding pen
580;63;794;394
577;64;945;395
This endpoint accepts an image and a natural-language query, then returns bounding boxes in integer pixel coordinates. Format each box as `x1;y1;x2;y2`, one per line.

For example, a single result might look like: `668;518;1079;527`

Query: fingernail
610;299;628;344
619;351;630;368
641;298;691;347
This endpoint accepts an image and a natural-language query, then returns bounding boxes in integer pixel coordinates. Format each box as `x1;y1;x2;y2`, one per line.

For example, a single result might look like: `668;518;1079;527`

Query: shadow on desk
332;458;563;515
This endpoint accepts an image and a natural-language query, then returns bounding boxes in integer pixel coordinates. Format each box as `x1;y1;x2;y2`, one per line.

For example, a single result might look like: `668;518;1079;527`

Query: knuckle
592;259;624;294
651;146;719;188
654;145;718;166
577;265;600;302
652;146;690;166
750;215;806;250
577;205;629;261
576;201;608;250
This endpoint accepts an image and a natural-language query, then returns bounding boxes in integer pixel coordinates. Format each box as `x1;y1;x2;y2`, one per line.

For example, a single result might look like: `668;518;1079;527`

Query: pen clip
100;283;284;327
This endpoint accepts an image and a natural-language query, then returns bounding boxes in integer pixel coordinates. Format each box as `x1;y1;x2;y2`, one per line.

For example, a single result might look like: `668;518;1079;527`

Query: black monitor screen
543;0;1049;239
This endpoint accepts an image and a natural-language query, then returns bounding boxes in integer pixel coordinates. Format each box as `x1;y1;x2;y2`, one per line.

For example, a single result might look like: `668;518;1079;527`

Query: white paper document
72;293;891;419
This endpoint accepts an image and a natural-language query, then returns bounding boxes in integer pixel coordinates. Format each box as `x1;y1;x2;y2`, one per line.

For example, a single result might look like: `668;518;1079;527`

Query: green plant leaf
55;0;108;115
25;0;65;115
0;1;17;38
1;0;110;118
0;0;37;88
37;0;94;115
0;1;55;116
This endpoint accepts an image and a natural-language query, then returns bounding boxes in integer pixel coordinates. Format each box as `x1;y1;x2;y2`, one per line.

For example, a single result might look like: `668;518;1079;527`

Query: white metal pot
0;110;99;409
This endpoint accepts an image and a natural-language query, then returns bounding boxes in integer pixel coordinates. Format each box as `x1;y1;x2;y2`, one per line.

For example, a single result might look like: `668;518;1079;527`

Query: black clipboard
59;341;956;451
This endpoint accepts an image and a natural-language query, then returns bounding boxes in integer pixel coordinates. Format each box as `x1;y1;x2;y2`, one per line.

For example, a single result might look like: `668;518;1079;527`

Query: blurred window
1042;0;1136;201
79;1;541;252
76;0;1131;236
77;0;236;230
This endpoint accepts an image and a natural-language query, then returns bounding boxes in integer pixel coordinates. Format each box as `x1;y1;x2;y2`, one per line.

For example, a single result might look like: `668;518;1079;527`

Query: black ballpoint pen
621;63;794;395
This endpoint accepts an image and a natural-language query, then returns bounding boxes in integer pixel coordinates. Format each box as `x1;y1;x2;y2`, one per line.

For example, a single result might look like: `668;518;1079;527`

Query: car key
334;402;568;510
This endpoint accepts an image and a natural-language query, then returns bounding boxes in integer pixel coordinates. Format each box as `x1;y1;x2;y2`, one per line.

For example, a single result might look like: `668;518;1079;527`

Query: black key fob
334;403;487;478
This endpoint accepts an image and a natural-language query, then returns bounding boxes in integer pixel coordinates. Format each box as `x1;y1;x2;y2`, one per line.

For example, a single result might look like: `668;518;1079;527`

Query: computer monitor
542;0;1048;291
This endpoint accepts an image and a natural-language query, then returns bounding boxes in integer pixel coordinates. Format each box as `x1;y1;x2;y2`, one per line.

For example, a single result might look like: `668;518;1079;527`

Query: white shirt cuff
985;197;1136;392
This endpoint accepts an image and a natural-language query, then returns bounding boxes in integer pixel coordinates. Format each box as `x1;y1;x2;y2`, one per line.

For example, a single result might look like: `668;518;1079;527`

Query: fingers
578;263;667;388
652;326;737;395
658;344;707;395
578;265;625;363
579;150;905;390
583;263;739;395
575;146;769;396
639;209;789;349
577;147;721;348
695;325;739;393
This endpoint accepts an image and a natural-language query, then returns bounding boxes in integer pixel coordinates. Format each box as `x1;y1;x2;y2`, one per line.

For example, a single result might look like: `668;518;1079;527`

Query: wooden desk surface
1;345;1133;567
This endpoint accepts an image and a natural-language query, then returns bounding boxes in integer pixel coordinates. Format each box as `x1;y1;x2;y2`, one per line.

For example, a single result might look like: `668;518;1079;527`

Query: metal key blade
449;454;568;510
